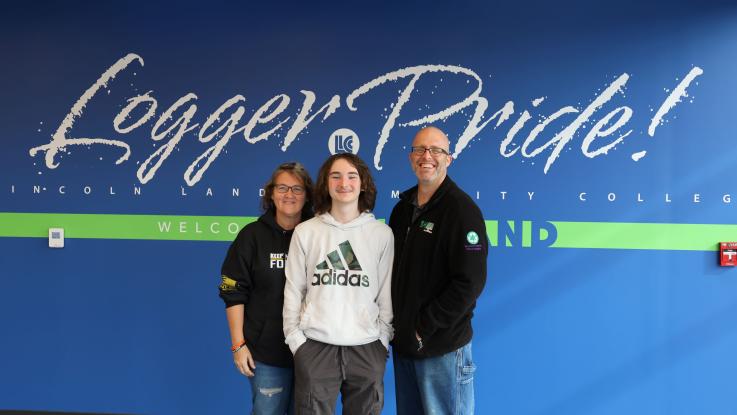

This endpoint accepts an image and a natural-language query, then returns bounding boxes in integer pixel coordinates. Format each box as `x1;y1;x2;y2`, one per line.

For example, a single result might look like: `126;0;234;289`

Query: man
389;126;488;414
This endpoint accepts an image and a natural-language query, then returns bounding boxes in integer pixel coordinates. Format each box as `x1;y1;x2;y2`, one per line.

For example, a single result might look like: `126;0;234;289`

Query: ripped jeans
248;361;294;415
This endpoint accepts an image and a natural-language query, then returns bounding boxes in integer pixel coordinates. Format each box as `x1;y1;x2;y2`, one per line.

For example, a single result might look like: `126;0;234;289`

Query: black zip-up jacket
389;176;488;358
219;212;295;367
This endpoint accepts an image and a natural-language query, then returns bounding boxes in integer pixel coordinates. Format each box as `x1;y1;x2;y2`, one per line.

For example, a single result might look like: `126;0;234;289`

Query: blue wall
2;1;737;414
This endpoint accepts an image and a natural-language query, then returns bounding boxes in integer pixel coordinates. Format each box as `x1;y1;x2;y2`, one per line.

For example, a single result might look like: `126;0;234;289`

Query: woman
219;162;313;415
283;154;393;415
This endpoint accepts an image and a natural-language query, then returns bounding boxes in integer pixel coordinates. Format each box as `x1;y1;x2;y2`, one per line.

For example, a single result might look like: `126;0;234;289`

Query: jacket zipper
397;207;425;355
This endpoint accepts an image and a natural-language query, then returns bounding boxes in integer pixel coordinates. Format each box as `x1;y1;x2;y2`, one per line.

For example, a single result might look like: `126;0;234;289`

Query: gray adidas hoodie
283;212;394;354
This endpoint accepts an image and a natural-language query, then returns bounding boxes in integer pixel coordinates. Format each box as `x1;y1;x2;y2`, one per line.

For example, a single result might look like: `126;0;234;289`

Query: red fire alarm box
720;242;737;266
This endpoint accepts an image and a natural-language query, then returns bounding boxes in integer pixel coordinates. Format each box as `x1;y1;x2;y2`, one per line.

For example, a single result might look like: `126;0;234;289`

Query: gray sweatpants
293;338;387;415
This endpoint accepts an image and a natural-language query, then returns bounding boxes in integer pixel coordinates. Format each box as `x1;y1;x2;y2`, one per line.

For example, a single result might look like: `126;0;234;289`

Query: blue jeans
393;342;475;415
248;361;294;415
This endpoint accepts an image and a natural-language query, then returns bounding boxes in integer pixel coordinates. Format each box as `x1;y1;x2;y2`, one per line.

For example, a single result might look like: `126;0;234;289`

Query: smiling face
271;172;307;219
327;157;362;210
410;127;452;188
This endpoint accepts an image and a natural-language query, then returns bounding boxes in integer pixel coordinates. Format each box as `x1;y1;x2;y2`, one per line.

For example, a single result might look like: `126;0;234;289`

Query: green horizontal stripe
0;212;732;251
0;212;256;241
550;221;733;251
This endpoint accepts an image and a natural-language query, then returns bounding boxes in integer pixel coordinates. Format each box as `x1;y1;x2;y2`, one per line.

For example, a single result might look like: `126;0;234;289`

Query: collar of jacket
398;175;456;210
257;209;290;234
259;208;314;232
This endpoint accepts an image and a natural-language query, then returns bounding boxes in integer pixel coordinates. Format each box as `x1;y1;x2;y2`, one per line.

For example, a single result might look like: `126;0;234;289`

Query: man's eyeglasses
275;184;305;195
410;146;450;156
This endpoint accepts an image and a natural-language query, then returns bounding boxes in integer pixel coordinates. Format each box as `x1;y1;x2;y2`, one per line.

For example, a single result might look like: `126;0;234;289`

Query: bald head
409;126;452;191
412;126;450;151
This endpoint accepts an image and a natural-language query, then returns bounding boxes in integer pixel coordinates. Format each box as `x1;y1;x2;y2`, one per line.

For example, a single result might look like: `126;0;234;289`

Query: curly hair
261;162;314;219
313;154;376;214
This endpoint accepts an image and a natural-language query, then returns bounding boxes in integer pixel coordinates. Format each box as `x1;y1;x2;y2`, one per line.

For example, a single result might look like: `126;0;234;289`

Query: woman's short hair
261;162;314;218
313;154;376;214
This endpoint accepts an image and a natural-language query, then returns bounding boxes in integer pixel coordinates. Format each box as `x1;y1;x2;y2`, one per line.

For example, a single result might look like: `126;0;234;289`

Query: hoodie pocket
300;300;379;343
244;317;264;346
359;302;380;331
257;319;285;348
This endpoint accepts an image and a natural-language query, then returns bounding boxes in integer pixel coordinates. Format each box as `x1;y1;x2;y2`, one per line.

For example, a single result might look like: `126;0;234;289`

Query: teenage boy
283;153;393;415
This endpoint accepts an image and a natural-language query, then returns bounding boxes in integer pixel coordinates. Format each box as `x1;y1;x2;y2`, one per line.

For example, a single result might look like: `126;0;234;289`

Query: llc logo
328;128;360;155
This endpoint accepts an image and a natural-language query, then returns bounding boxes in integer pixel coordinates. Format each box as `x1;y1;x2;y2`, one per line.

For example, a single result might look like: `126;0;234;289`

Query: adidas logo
312;240;369;287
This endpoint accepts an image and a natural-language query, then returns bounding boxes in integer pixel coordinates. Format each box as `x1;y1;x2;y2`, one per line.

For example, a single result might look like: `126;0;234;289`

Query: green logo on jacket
419;220;435;234
466;231;479;245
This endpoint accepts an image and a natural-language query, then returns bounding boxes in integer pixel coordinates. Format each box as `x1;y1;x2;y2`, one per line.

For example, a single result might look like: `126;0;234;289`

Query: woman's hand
233;344;256;377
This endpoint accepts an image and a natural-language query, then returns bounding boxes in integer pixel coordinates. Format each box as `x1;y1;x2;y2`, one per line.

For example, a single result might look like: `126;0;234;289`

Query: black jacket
219;212;294;367
389;176;488;358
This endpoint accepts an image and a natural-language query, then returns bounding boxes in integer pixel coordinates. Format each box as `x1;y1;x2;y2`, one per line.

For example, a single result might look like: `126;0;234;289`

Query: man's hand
415;331;424;351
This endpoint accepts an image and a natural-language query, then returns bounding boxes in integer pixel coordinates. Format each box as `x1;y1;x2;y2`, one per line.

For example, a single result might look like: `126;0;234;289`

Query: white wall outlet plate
49;228;64;248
